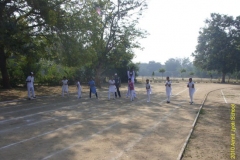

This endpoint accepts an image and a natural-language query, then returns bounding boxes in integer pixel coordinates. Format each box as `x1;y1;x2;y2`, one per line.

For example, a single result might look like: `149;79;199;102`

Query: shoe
28;98;31;100
190;102;193;105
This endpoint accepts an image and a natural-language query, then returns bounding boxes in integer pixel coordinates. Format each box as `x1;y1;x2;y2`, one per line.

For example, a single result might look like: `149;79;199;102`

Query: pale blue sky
133;0;240;64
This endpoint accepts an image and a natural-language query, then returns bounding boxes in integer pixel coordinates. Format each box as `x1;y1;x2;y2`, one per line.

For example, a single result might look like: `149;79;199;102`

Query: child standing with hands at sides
76;79;82;99
187;78;195;104
165;76;172;103
128;78;134;101
26;72;36;100
108;76;115;100
89;78;98;99
146;79;151;102
62;76;69;97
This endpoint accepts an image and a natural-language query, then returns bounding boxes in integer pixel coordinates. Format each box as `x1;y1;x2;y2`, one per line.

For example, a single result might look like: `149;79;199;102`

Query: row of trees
138;13;240;83
138;58;194;77
193;13;240;83
0;0;148;88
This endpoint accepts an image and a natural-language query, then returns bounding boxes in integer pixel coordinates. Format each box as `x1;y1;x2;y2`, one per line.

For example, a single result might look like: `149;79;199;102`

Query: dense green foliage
193;13;240;82
0;0;148;88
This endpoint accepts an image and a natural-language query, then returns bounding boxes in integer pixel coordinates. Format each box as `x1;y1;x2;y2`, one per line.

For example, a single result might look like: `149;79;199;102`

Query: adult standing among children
108;76;115;100
114;73;121;98
165;76;172;103
26;72;36;100
62;76;69;97
89;78;98;99
187;78;195;104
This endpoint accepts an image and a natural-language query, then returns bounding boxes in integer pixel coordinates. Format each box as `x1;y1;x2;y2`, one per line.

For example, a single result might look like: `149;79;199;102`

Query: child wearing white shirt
165;77;172;103
146;79;151;102
187;78;195;104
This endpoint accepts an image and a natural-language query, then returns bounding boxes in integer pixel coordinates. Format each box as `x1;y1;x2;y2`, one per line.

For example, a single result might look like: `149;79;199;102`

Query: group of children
26;71;195;104
144;77;195;104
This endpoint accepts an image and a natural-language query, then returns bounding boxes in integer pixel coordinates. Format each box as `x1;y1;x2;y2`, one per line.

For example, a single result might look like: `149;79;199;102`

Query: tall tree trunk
221;72;226;83
0;46;11;88
95;65;104;88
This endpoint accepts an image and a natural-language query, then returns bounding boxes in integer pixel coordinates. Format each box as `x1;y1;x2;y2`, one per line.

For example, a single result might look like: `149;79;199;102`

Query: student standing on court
61;76;69;97
76;79;82;99
108;76;115;100
187;78;195;104
127;67;136;98
146;79;151;102
128;78;134;101
114;73;121;98
165;76;172;103
88;78;98;99
26;72;36;100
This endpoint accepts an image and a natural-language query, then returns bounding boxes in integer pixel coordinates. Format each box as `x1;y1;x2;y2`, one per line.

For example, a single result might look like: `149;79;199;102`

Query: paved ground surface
0;82;239;160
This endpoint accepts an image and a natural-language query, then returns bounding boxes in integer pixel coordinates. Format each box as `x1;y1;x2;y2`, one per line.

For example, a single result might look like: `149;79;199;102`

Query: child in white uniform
146;79;151;102
108;76;115;100
187;78;195;104
165;77;172;103
26;72;35;100
76;80;82;99
62;76;69;97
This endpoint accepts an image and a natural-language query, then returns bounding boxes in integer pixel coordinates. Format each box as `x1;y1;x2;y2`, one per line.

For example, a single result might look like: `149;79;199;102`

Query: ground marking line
112;106;179;160
221;90;239;139
113;88;197;160
0;87;188;151
42;120;122;160
0;92;149;134
221;90;228;103
0;100;77;115
0;116;64;134
42;100;177;160
0;97;148;150
177;87;230;160
41;89;188;159
0;101;84;124
0;94;95;114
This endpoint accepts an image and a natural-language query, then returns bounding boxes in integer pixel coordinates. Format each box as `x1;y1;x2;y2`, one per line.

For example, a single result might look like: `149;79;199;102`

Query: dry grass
0;85;90;102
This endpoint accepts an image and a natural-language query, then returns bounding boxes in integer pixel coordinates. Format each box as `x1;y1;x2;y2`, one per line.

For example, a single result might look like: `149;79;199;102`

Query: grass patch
199;109;205;115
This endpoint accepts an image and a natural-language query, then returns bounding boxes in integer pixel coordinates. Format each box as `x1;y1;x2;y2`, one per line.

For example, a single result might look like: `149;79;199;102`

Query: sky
133;0;240;64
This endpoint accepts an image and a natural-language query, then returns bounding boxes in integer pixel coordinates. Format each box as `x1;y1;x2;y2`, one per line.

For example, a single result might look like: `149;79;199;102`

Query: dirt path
182;87;240;160
0;83;239;160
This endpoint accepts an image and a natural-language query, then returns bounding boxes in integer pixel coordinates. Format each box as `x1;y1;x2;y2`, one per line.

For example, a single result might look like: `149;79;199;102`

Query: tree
0;0;74;88
84;0;148;87
180;69;186;80
165;58;181;77
159;68;165;79
189;72;194;77
147;61;162;73
152;71;155;79
193;13;240;83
